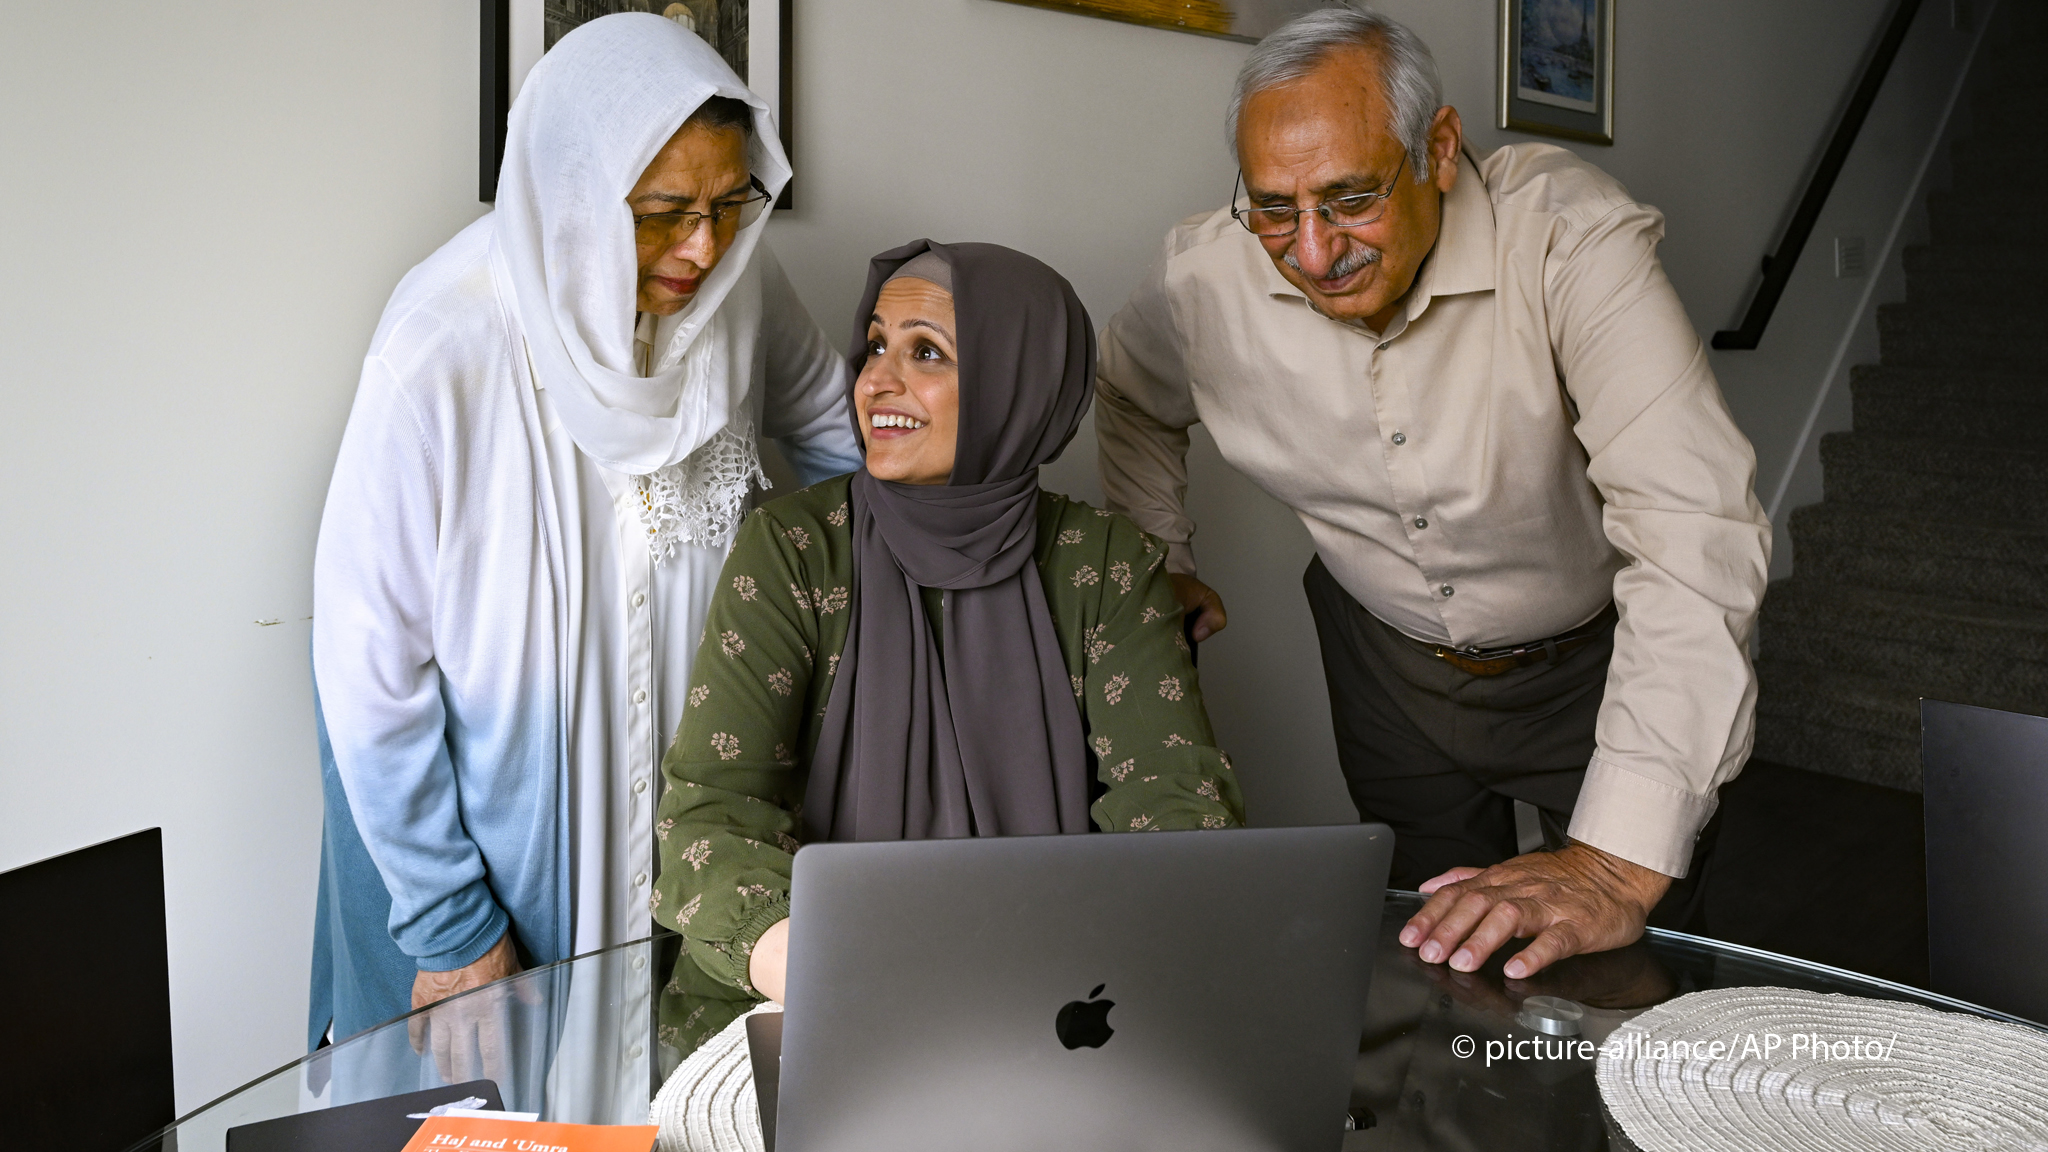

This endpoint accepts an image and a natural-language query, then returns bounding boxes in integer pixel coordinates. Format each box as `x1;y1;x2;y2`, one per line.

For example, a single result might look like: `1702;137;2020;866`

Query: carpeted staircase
1752;6;2048;791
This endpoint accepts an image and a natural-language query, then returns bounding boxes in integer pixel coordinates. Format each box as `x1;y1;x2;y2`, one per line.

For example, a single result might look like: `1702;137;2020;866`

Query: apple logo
1055;984;1116;1049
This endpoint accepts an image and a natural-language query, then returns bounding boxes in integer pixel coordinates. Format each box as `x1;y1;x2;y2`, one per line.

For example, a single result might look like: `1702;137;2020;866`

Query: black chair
1922;700;2048;1024
0;829;176;1152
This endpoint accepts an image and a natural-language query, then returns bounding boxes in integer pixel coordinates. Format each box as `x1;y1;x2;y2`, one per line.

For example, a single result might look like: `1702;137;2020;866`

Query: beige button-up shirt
1096;143;1770;876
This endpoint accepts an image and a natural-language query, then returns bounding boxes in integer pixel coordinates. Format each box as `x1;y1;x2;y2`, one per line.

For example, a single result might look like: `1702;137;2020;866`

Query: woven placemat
1595;987;2048;1150
650;1003;779;1152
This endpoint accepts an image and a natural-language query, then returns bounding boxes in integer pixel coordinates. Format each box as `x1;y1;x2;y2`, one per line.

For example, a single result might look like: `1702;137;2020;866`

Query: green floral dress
650;473;1245;1055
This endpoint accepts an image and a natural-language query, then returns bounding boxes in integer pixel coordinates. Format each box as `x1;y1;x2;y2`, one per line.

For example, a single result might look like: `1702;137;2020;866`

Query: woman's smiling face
855;276;960;485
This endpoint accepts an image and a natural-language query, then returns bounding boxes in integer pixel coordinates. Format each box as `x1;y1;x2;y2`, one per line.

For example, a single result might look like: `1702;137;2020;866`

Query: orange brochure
400;1115;658;1152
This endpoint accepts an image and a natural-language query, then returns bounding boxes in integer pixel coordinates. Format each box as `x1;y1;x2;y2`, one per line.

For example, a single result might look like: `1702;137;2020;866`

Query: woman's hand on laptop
750;917;791;1004
1396;842;1672;979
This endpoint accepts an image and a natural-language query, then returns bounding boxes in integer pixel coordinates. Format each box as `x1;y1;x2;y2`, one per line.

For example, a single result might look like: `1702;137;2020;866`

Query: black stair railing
1713;0;1927;351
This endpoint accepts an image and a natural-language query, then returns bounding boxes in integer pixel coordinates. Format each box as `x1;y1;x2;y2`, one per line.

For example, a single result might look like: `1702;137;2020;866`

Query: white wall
0;0;485;1113
0;0;1964;1114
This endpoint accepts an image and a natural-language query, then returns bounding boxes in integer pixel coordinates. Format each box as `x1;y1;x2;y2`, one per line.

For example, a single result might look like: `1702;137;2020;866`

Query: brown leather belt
1430;604;1618;677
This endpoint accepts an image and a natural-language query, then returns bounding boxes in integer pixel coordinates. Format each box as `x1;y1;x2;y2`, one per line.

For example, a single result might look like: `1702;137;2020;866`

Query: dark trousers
1303;557;1713;931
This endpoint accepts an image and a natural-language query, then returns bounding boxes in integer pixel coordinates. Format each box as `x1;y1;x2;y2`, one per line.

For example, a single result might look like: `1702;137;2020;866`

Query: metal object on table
1517;996;1587;1037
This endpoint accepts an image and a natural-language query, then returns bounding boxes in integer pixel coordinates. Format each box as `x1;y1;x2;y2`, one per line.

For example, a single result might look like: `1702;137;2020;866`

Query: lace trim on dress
630;304;768;563
635;414;769;563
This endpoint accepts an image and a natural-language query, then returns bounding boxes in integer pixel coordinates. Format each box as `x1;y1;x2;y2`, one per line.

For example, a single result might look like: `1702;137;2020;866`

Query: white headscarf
493;12;790;483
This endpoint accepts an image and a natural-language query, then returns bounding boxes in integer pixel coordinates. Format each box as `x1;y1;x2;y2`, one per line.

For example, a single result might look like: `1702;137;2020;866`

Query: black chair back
1923;700;2048;1024
0;829;175;1152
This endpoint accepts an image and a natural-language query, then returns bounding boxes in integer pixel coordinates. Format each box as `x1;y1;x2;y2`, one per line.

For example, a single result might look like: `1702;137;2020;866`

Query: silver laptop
772;823;1393;1152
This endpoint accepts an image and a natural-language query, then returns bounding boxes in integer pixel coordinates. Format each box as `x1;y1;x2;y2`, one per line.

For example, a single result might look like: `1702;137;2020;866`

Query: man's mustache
1285;245;1382;283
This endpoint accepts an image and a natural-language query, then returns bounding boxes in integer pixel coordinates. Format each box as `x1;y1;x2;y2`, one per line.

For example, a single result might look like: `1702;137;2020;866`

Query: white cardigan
311;216;858;1016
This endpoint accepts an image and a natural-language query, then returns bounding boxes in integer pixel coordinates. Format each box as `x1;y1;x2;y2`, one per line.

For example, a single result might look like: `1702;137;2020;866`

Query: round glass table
131;892;2037;1151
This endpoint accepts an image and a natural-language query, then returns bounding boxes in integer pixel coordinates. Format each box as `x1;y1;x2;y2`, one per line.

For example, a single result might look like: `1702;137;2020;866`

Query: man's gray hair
1226;5;1444;181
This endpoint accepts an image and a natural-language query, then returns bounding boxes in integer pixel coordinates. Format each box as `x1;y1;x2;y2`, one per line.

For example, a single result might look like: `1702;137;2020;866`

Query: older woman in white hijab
307;14;860;1047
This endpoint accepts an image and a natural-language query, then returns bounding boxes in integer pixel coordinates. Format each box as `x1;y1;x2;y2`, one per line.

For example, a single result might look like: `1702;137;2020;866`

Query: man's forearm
1094;376;1196;557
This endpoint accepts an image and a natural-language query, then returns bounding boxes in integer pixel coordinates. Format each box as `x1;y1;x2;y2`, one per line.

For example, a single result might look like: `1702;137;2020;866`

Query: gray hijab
803;240;1096;842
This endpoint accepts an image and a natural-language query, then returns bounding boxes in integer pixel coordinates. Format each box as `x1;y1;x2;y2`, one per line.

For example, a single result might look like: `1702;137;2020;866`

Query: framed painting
480;0;793;204
987;0;1324;44
1497;0;1613;146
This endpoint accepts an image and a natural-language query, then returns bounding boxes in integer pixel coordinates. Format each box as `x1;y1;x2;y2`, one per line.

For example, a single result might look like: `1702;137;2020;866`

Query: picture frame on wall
1497;0;1613;146
986;0;1324;43
480;0;793;205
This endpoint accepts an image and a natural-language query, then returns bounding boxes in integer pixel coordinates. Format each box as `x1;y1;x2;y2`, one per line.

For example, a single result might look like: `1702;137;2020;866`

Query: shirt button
633;688;648;705
634;871;648;887
628;1044;644;1059
1440;584;1455;597
633;778;648;795
632;955;646;971
632;592;646;608
1391;432;1407;446
1413;517;1429;530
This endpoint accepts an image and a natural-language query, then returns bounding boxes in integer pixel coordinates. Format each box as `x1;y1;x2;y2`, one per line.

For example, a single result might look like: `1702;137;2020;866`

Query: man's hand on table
409;931;523;1083
1415;939;1677;1019
1399;841;1672;979
1169;573;1228;642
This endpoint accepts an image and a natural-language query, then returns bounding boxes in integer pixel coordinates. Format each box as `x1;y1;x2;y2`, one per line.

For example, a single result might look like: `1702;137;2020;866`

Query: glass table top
131;892;2038;1152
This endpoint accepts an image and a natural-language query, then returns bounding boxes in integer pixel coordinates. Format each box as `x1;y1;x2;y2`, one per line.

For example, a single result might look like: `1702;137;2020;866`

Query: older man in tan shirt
1098;7;1769;978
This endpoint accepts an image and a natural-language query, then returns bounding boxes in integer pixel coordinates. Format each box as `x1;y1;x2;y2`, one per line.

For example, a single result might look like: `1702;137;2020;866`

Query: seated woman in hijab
649;241;1246;1056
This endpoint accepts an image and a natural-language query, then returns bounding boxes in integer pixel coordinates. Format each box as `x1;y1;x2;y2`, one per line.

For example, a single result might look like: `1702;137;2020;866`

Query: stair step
1901;243;2048;276
1951;90;2048;136
1759;579;2048;713
1849;365;2048;447
1969;59;2048;95
1876;301;2048;370
1926;190;2048;246
1945;142;2048;189
1751;715;1922;791
1975;5;2048;34
1878;299;2048;337
1970;40;2048;76
1945;150;2048;190
1926;189;2048;214
1973;57;2048;84
1968;79;2048;107
1753;661;1923;791
1901;244;2048;307
1820;432;2048;525
1956;106;2048;145
1789;502;2048;610
1750;715;1920;791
